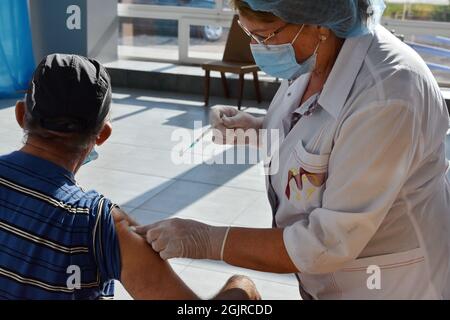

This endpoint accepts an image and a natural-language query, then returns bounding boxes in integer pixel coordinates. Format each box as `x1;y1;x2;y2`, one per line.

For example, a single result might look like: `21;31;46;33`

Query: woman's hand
135;218;230;261
210;106;264;145
135;220;299;274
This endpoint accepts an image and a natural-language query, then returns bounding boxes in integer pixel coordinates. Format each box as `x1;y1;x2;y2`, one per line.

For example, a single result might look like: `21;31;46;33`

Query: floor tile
176;266;235;300
189;260;298;287
139;180;263;224
232;193;273;228
87;142;199;179
180;160;266;192
76;166;175;209
129;208;171;225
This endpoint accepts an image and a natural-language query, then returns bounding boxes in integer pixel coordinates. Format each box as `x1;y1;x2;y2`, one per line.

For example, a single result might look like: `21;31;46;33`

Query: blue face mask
82;149;99;166
250;25;320;81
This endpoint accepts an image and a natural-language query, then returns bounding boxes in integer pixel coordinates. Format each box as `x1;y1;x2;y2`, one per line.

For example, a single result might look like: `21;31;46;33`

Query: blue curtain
0;0;35;98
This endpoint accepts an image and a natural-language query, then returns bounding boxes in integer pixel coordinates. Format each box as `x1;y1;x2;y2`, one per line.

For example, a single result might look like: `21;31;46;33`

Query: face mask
250;25;320;81
82;149;99;166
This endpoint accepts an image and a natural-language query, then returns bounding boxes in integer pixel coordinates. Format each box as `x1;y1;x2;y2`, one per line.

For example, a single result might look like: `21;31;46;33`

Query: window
382;1;450;84
187;23;230;60
118;0;233;62
119;0;218;9
117;1;450;84
384;1;449;22
119;17;180;61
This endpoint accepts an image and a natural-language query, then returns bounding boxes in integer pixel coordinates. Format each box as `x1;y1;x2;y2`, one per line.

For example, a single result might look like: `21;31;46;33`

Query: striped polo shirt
0;151;121;300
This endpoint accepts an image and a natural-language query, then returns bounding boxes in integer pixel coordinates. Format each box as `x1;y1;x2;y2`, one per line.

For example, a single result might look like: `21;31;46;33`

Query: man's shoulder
78;190;118;228
67;186;117;221
0;151;19;163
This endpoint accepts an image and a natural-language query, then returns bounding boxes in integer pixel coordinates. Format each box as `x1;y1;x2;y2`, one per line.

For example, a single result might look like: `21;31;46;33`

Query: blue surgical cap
242;0;386;38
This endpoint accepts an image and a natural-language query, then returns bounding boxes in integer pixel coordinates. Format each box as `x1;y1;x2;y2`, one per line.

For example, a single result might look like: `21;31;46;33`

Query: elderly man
0;54;260;300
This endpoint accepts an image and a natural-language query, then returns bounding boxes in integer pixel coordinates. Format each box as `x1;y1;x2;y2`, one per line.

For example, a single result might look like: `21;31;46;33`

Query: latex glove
210;106;263;145
134;218;231;261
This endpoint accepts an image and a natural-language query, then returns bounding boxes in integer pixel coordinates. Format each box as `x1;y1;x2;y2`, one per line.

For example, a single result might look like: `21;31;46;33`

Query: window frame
118;1;234;64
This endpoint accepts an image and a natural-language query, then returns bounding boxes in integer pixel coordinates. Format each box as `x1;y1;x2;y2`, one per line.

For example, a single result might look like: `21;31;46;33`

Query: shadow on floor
110;88;267;129
120;146;262;217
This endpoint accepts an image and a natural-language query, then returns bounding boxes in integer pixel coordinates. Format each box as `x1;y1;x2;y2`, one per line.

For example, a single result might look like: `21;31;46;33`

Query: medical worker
137;0;450;299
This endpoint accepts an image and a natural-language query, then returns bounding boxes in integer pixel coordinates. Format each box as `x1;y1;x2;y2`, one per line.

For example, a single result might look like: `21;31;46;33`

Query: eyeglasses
237;19;290;49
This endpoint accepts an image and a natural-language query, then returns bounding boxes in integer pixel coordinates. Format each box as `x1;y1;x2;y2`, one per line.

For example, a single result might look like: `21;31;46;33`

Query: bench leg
253;71;262;104
221;72;230;99
238;74;245;111
204;70;210;107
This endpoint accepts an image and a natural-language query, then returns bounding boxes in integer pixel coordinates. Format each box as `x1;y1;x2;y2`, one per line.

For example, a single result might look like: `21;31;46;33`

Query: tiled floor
1;89;449;300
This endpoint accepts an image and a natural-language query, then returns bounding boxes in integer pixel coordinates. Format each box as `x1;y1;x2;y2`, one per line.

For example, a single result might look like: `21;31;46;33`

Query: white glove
210;106;263;145
135;218;231;261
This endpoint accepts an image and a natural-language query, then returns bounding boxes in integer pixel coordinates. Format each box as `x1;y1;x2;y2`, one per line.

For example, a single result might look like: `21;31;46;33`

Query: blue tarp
0;0;35;98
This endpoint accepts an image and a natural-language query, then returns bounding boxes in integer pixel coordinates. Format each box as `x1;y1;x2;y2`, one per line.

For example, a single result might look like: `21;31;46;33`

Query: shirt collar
11;151;76;182
318;30;375;120
292;92;320;116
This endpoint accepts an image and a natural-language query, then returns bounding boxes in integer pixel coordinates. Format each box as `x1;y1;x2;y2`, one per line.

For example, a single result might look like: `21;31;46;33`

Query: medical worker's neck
302;35;344;103
314;35;344;78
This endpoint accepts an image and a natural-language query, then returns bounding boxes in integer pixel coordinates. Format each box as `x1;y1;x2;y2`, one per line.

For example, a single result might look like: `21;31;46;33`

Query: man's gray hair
22;105;110;153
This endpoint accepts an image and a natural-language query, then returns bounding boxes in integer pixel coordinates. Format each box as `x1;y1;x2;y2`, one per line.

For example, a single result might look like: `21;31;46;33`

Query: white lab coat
262;25;450;300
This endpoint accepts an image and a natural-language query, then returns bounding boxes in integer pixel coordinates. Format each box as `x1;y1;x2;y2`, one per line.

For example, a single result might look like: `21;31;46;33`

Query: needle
180;113;229;157
179;126;213;157
179;113;225;157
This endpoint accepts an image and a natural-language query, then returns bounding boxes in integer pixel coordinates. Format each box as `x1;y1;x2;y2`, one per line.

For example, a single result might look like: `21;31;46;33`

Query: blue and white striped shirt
0;151;121;300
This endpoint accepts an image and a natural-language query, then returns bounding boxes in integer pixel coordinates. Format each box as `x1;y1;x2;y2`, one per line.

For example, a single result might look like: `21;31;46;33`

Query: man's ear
15;101;26;129
96;121;112;146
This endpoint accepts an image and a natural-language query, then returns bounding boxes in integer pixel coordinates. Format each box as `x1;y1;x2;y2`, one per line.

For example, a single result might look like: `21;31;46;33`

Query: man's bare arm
112;208;198;300
112;208;261;300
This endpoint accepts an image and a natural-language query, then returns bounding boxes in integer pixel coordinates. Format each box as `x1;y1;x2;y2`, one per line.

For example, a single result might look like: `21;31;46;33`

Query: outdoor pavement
1;88;449;300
